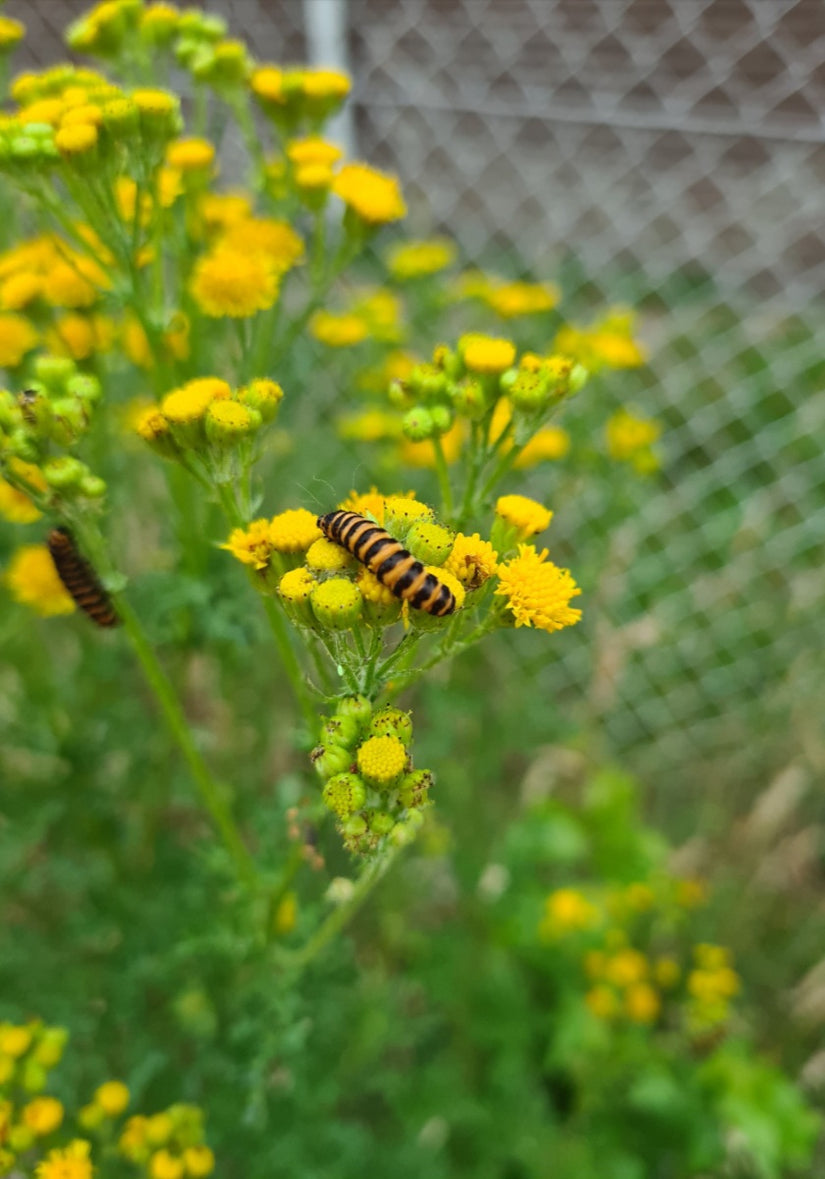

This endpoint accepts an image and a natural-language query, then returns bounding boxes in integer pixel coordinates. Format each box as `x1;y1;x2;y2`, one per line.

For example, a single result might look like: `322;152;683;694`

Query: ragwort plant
0;5;817;1177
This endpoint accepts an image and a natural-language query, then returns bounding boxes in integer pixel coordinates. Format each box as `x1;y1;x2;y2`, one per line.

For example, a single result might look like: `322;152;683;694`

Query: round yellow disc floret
161;385;213;424
221;520;273;570
387;238;456;280
269;508;321;553
310;577;363;629
22;1096;64;1136
5;544;76;617
383;496;431;531
424;566;465;611
165;137;215;171
132;88;177;116
495;494;552;537
287;136;342;167
514;426;570;468
306;537;352;572
357;566;396;607
460;333;516;374
332;163;406;225
357;735;407;785
94;1080;130;1117
310;309;368;347
278;566;316;603
0;312;38;366
444;532;498;589
190;248;278;318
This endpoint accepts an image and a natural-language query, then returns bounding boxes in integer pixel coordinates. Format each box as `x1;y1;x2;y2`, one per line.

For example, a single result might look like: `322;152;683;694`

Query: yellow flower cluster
137;376;282;464
495;546;582;634
605;407;661;473
387;238;456;280
4;545;76;617
453;271;561;318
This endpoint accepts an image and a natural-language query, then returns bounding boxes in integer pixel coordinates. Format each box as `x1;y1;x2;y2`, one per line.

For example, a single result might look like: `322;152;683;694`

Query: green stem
278;846;400;973
116;596;258;888
431;433;454;519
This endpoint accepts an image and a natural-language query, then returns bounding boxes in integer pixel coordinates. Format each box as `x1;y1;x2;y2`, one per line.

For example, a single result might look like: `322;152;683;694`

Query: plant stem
431;433;454;519
116;596;258;888
279;846;401;973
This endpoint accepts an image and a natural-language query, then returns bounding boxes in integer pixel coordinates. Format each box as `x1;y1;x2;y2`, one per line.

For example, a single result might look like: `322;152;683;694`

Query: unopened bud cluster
312;696;432;856
136;376;282;485
0;356;106;510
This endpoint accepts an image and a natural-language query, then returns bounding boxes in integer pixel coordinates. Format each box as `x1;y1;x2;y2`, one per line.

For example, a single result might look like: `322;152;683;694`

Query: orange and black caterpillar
47;527;119;628
317;510;456;616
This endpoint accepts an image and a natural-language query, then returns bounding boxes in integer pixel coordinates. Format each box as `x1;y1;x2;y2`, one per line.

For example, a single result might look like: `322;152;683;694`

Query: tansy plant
0;2;639;967
0;1018;213;1179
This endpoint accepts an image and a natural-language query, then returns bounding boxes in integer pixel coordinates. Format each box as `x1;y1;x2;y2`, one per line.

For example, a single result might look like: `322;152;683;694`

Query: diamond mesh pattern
6;0;824;792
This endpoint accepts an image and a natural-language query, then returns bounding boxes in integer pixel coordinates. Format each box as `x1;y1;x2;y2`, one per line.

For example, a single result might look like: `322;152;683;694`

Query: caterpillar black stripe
47;527;119;628
317;510;456;616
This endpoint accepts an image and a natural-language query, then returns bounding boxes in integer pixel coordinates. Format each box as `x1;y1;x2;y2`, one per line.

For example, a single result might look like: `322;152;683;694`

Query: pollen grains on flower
220;520;273;570
513;426;571;468
495;494;552;538
5;544;76;617
309;309;368;347
332;162;406;225
444;532;498;590
189;247;278;318
357;734;407;786
0;312;38;367
269;508;321;553
459;332;516;374
387;237;456;281
36;1139;93;1179
495;545;582;634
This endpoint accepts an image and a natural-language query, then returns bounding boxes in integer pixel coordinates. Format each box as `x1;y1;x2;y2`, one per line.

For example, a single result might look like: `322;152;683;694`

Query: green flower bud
336;694;372;727
310;743;353;781
432;344;460;377
34;354;75;391
237;378;283;422
65;373;102;404
101;98;140;136
430;404;453;434
499;367;518;392
568;363;588;395
21;1059;47;1093
404;520;454;565
322;772;366;818
5;429;39;462
9;1126;34;1153
450;378;486;419
204;399;258;446
389;809;425;847
509;370;550;412
48;398;87;445
408;363;448;400
368;706;413;746
310;578;363;630
402;405;434;442
368;810;394;836
342;813;368;839
398;769;434;809
41;455;88;490
387;379;412;408
79;1103;106;1131
33;1027;68;1067
79;474;107;499
320;714;361;750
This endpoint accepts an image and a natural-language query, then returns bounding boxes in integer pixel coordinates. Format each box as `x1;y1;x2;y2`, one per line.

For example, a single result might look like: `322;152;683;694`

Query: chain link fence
8;0;825;802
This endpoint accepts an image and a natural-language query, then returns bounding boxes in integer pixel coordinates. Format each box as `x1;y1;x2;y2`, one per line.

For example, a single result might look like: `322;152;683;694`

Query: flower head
540;888;597;936
387;238;456;280
484;280;560;318
444;532;498;589
94;1080;130;1116
495;545;582;633
357;735;407;786
221;520;273;570
36;1139;92;1179
23;1097;64;1136
0;312;38;366
165;137;215;172
5;544;76;617
333;163;406;225
310;309;368;347
287;136;342;168
514;426;570;467
219;218;304;273
0;478;41;523
495;494;552;539
339;488;386;523
269;508;321;553
460;333;516;374
190;248;278;317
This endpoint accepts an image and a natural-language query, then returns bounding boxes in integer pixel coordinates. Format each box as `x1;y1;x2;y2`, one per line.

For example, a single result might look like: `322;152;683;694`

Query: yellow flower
495;545;582;633
303;68;350;101
357;735;407;785
5;545;76;617
460;333;516;374
495;494;552;538
309;309;368;347
332;163;406;225
20;98;64;126
132;89;178;118
161;384;217;425
55;123;98;155
339;488;386;523
694;943;731;971
183;1147;214;1178
541;888;597;935
605;949;648;988
272;893;297;936
310;577;363;628
338;410;401;443
94;1080;129;1116
47;312;97;360
190;248;278;317
513;426;571;468
269;508;321;553
400;420;465;468
0;15;25;49
1;271;42;310
554;309;647;371
220;520;273;571
424;565;465;610
295;163;333;192
387;238;456;280
36;1140;92;1179
484;281;560;318
278;566;316;606
199;192;253;233
145;1112;174;1145
0;479;41;523
287;136;342;168
0;312;38;366
119;1115;149;1157
150;1150;184;1179
444;532;498;589
219;219;304;274
250;65;285;104
0;1025;33;1057
586;985;619;1019
165;137;215;172
306;537;352;572
357;566;396;607
23;1097;64;1136
40;260;101;309
60;104;104;129
591;330;646;368
606;409;661;461
624;982;661;1024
